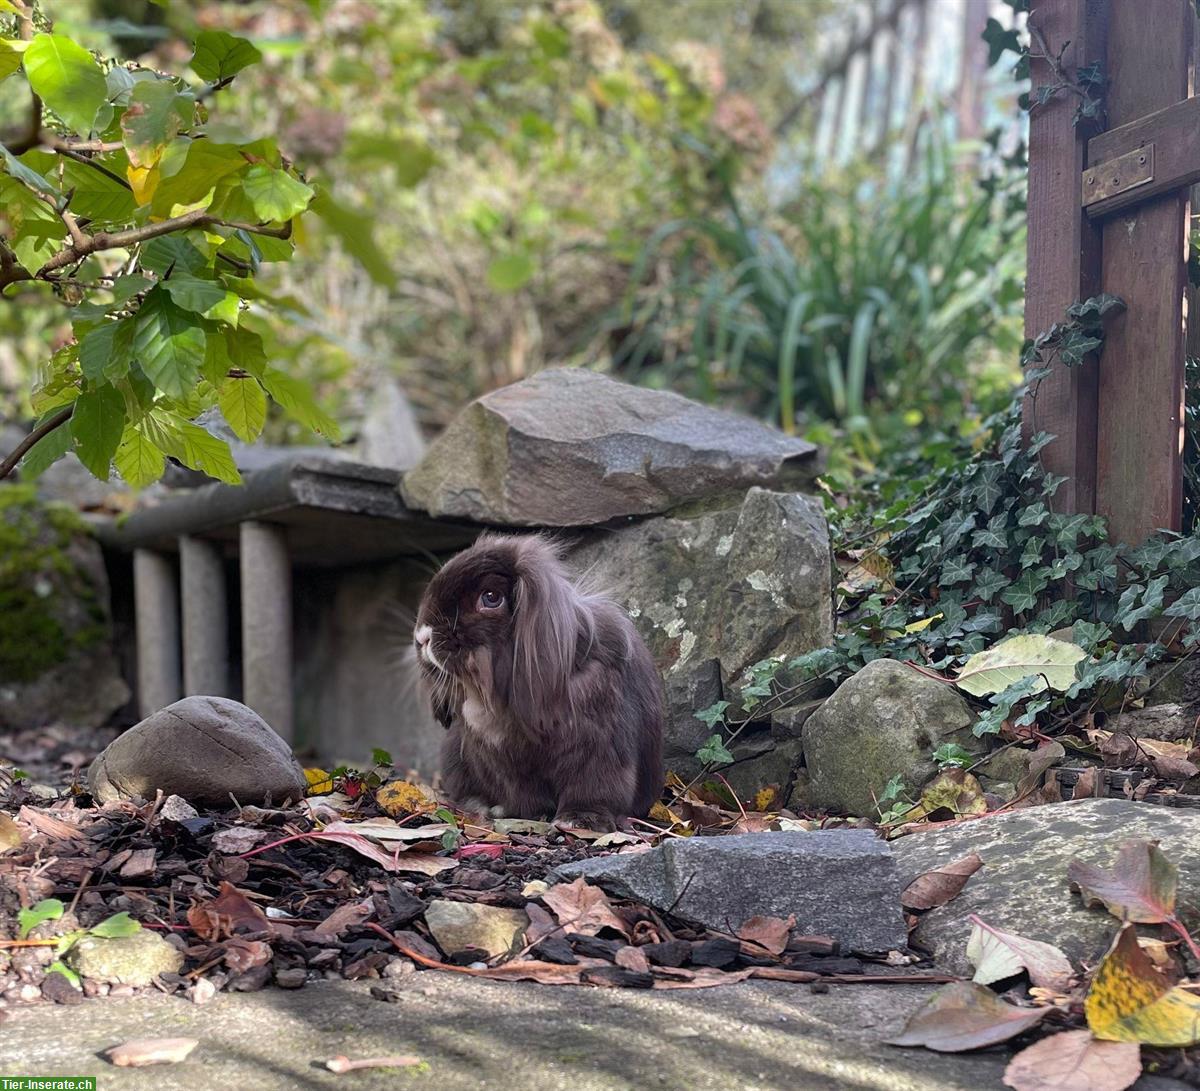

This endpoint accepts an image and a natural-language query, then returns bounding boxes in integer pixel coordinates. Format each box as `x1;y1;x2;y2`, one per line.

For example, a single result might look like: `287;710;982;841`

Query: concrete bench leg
240;521;293;742
180;535;228;697
133;549;181;718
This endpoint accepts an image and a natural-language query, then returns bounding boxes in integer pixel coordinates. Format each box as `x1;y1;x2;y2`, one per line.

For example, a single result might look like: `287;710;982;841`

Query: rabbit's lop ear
509;537;591;729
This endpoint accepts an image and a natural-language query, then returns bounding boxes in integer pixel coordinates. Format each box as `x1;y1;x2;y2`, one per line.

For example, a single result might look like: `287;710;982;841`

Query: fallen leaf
1085;924;1200;1045
1072;767;1103;799
591;830;643;848
188;881;271;939
390;853;458;876
325;1054;422;1074
541;878;630;938
0;812;21;852
886;981;1048;1052
1068;839;1177;924
615;945;651;973
736;915;795;956
1015;742;1067;797
321;819;453;843
753;787;780;812
106;1038;199;1067
956;635;1087;697
211;827;267;854
315;899;374;937
375;779;436;817
966;915;1075;991
304;767;334;795
1003;1029;1140;1091
906;769;987;823
222;937;273;974
901;853;983;910
457;843;505;860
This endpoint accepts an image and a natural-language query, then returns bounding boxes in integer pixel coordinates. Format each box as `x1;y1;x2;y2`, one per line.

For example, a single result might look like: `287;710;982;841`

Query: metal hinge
1082;144;1155;208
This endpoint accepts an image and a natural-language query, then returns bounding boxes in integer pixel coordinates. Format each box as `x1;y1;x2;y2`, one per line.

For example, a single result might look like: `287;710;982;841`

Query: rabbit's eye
478;589;505;611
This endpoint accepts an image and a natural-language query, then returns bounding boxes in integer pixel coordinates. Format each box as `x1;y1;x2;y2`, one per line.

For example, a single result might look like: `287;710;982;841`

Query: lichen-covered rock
88;695;307;807
801;659;983;818
567;487;833;778
66;929;183;986
0;484;129;729
401;368;820;526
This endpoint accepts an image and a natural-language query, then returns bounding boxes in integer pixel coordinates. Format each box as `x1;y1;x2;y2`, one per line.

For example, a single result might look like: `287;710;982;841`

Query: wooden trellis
1025;0;1199;543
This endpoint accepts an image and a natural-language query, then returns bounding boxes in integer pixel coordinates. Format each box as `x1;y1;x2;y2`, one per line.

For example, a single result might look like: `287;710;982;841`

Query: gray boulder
891;798;1200;976
401;368;819;526
66;929;183;986
554;829;906;952
0;484;129;729
567;487;833;779
355;376;426;470
88;695;307;808
801;659;982;818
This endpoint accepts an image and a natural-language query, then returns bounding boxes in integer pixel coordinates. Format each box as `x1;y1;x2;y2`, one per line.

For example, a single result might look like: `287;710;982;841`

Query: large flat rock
400;368;820;527
555;829;906;953
890;798;1200;976
3;975;1185;1091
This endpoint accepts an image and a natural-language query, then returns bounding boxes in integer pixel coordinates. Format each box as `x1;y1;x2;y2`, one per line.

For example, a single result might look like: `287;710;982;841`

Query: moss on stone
0;484;101;683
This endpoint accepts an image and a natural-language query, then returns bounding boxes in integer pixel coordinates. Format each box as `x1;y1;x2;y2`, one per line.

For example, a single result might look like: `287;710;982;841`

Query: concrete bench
95;455;477;761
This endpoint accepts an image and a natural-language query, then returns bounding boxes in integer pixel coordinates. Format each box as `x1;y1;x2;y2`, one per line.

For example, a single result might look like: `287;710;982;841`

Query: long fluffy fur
414;534;663;829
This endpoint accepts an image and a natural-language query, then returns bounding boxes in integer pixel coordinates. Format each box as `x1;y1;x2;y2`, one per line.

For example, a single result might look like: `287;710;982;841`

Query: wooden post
1094;0;1192;543
1022;0;1107;516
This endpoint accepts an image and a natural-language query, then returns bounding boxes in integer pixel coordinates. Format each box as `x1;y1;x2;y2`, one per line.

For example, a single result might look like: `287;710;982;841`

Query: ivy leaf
120;79;195;169
982;18;1022;67
219;377;266;443
1000;569;1049;613
133;288;205;398
114;425;165;488
24;33;107;135
1116;574;1169;631
190;30;262;81
1164;588;1200;621
940;557;975;585
70;383;126;480
973;569;1009;602
241;164;313;222
696;733;734;766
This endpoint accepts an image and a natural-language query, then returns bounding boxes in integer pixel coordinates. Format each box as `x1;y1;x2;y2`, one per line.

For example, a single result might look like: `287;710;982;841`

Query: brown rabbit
414;534;663;831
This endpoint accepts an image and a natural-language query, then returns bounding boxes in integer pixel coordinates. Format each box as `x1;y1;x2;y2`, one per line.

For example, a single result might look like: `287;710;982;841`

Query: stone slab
890;798;1200;977
554;829;906;953
3;975;1185;1091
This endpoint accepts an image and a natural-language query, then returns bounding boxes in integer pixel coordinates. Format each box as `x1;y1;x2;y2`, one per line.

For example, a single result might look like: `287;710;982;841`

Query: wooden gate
1025;0;1199;544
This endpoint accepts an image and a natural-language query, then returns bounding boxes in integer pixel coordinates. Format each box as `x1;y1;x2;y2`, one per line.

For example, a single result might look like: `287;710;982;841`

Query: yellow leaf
376;779;435;817
649;801;680;825
906;613;944;634
304;767;334;795
1086;924;1200;1046
753;787;779;813
127;164;160;206
904;769;988;824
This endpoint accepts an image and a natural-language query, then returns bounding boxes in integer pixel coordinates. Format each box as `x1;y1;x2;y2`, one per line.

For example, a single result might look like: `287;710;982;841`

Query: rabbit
413;533;664;832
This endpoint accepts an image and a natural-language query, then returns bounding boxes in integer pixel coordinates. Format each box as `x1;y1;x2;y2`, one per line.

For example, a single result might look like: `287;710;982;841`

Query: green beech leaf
261;367;340;439
174;420;241;484
62;158;137;223
133;288;205;398
88;911;141;939
219;376;266;442
24;33;106;134
114;424;165;488
486;252;535;293
190;30;262;81
0;37;26;82
19;416;73;479
18;898;64;940
310;188;395;288
0;144;60;199
241;164;313;222
162;274;229;314
121;79;195;168
78;319;134;382
71;384;126;479
150;140;248;216
393;135;435;187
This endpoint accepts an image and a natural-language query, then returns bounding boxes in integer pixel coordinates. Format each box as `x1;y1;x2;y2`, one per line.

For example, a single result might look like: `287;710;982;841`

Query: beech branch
0;406;74;481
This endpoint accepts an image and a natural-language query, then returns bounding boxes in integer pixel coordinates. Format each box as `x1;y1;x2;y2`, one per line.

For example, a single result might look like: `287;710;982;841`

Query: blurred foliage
0;0;330;487
610;134;1027;471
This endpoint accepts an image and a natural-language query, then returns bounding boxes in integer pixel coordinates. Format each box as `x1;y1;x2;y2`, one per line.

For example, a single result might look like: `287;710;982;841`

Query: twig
0;405;74;481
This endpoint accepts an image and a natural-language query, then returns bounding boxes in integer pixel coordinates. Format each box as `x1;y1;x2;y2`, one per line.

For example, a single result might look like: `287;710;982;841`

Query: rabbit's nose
414;624;432;647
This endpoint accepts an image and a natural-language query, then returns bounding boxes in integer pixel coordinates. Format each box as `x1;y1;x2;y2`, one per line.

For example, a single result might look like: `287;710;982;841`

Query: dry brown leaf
966;915;1075;992
0;812;22;852
541;878;630;938
1072;767;1103;799
314;899;374;937
106;1038;199;1067
736;914;796;956
222;938;273;974
1015;742;1067;797
188;881;271;940
391;853;458;876
325;1054;423;1073
1003;1030;1140;1091
901;853;983;911
615;945;651;973
887;981;1048;1052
